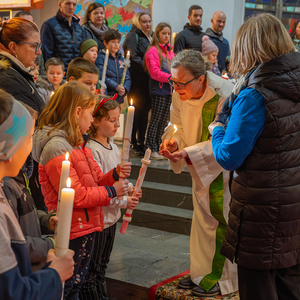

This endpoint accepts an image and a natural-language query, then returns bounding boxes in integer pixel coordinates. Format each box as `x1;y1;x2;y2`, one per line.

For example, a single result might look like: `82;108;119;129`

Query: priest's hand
160;138;178;153
116;162;132;178
160;148;188;163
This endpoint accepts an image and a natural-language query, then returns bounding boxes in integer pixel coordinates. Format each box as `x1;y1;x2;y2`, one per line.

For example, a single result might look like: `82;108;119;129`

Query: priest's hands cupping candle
160;139;188;163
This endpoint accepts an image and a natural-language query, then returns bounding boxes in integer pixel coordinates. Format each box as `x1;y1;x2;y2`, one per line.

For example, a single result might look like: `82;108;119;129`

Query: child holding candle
95;29;131;103
0;89;75;300
32;81;131;300
144;22;175;160
80;97;140;300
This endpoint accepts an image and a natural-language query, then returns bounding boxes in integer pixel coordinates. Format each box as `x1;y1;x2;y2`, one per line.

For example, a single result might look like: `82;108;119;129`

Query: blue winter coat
41;11;87;73
95;50;131;104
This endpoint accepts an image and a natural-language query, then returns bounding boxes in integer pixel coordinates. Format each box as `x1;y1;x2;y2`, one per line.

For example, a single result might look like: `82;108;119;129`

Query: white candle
55;152;71;239
101;49;109;87
55;178;74;257
121;99;135;170
120;148;151;234
120;51;130;86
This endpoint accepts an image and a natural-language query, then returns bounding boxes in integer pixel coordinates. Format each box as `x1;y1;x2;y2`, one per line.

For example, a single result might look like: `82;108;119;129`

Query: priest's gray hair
171;49;211;78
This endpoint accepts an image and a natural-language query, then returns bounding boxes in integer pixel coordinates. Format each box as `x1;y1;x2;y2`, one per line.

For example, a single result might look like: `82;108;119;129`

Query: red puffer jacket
33;127;118;239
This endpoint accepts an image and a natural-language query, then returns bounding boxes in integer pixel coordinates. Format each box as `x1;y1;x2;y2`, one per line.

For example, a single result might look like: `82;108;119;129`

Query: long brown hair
82;2;107;26
290;19;300;40
0;18;39;55
38;81;95;147
231;13;295;75
144;22;172;71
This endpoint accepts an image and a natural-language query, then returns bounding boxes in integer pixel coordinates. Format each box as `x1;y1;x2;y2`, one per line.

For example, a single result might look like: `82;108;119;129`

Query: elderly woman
160;49;237;297
0;18;44;113
82;3;109;51
123;12;153;156
211;14;300;300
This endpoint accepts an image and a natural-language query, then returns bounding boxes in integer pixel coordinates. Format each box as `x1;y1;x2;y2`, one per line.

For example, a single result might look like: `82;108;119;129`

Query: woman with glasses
0;18;44;114
160;49;237;297
82;3;109;51
144;22;175;160
123;12;153;156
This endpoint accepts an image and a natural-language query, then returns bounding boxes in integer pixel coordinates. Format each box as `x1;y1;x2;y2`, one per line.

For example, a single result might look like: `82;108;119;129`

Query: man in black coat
174;5;206;53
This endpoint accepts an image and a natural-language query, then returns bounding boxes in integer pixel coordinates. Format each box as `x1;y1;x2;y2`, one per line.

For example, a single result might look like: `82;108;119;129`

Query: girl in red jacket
32;81;131;300
144;22;175;160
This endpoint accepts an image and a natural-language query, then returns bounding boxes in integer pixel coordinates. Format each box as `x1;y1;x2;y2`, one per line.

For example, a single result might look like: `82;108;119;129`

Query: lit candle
222;73;229;80
100;49;109;89
55;152;70;239
55;178;74;257
50;91;55;97
121;99;135;170
120;148;151;234
167;124;177;146
120;51;130;86
172;32;177;47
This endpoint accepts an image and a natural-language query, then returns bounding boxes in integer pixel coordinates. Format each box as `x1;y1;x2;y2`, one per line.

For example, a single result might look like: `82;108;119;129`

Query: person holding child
36;57;65;103
32;81;131;299
80;97;140;300
0;89;75;299
144;22;175;160
202;35;221;76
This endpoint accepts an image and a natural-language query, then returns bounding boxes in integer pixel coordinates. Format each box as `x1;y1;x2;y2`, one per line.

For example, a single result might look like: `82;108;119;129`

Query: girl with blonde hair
210;13;300;300
33;81;131;300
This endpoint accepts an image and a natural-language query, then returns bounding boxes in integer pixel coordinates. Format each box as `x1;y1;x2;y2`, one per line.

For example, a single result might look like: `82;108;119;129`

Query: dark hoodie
174;23;205;53
205;28;230;72
3;166;55;270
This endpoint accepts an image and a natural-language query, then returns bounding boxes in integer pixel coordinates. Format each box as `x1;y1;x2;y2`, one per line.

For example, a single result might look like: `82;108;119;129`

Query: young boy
29;57;40;83
0;89;74;299
79;39;98;63
67;57;101;96
95;29;131;103
36;57;65;103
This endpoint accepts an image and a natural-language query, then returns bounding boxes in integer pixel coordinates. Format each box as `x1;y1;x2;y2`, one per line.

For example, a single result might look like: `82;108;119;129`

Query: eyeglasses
18;41;42;53
168;76;197;90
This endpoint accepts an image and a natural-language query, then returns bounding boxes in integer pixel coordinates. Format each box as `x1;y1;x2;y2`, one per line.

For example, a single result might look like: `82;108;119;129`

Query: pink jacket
145;44;175;83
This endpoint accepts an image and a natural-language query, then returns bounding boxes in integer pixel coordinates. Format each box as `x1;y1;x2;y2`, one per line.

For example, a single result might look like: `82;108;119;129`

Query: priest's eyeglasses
168;76;197;90
18;41;42;53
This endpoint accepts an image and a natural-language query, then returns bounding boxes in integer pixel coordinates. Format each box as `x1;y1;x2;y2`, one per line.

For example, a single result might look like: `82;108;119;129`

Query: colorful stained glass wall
75;0;153;44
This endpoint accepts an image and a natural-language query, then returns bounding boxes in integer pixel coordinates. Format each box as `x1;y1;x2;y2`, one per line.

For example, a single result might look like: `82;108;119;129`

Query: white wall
152;0;245;48
31;0;245;48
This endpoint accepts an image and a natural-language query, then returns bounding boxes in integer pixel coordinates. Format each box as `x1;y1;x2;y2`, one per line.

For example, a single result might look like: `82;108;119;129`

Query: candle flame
127;50;130;55
130;99;133;106
174;125;177;133
106;49;109;53
65;152;69;160
51;91;54;97
67;178;71;188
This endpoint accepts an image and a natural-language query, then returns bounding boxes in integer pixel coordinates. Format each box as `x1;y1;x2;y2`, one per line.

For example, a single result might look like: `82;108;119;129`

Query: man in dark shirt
174;5;206;53
205;11;230;72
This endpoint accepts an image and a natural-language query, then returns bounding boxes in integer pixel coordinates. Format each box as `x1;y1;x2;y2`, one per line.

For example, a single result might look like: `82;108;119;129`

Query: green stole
198;94;227;292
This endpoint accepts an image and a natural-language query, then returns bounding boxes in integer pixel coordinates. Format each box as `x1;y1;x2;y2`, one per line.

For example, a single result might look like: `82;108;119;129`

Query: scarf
88;20;109;41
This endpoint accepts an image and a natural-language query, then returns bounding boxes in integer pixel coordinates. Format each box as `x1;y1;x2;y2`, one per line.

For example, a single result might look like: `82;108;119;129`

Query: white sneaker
151;151;166;160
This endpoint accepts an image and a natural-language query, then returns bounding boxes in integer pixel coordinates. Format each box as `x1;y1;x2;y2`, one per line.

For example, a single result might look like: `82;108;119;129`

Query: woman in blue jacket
96;29;131;104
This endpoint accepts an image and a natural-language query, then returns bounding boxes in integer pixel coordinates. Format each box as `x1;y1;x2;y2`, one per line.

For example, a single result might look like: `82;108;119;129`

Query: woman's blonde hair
38;81;95;147
231;13;295;75
132;12;141;29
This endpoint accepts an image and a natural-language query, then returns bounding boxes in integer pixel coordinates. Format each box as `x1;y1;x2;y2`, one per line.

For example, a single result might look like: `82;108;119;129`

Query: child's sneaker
151;151;166;160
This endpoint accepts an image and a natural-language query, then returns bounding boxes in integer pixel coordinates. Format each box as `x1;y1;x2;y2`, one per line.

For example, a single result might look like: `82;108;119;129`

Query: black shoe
131;144;144;156
191;282;220;297
178;276;197;289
